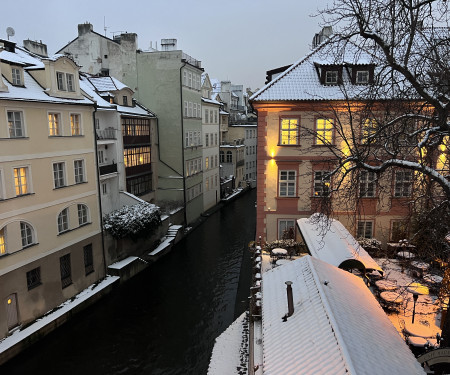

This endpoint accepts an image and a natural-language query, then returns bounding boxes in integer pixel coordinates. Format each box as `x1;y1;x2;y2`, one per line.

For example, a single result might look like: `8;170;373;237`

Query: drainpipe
179;61;187;226
92;104;107;277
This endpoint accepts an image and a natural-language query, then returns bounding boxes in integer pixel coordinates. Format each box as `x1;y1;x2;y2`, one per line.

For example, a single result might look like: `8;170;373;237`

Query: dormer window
12;67;22;85
123;96;128;106
356;70;369;84
56;72;75;92
325;71;338;84
349;64;374;85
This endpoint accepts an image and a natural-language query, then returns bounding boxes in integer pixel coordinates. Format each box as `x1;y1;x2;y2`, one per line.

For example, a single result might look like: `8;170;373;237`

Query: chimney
23;39;48;57
161;39;177;51
285;281;294;317
312;26;333;49
78;23;93;37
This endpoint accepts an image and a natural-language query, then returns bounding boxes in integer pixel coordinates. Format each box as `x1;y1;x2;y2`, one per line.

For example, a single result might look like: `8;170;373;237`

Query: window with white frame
278;219;295;240
357;221;373;239
78;204;89;225
189;102;193;117
12;67;22;85
188;72;192;87
48;113;60;136
14;167;29;196
74;160;85;184
20;222;34;248
394;171;412;197
279;170;296;197
193;103;197;118
70;114;81;135
183;71;187;86
58;208;69;233
56;72;75;92
226;151;232;163
359;171;376;197
205;157;209;170
313;171;331;196
210;110;213;123
53;162;66;188
205;109;209;123
0;227;6;255
325;70;338;84
7;111;24;138
60;254;72;288
98;149;105;164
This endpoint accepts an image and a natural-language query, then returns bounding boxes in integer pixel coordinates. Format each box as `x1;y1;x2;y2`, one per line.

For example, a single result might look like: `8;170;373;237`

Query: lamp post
412;292;419;324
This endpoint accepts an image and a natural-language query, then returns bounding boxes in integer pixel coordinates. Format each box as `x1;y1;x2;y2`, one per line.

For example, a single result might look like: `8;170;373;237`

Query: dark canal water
2;189;256;375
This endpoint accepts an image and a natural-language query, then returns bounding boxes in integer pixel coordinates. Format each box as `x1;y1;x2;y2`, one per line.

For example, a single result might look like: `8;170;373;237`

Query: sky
2;0;329;91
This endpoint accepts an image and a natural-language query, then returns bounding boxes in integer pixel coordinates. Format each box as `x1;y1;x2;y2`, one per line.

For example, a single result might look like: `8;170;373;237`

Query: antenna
103;16;109;36
6;27;15;40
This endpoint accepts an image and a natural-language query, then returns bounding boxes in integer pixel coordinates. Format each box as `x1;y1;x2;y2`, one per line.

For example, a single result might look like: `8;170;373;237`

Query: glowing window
313;171;331;196
48;113;60;136
14;167;28;195
316;119;333;145
280;118;299;145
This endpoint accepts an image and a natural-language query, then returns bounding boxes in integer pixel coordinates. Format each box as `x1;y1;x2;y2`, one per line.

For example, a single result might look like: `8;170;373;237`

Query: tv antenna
103;16;109;36
6;27;15;40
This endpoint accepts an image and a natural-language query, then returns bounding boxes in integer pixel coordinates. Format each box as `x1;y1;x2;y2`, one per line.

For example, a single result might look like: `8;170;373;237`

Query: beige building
0;40;103;339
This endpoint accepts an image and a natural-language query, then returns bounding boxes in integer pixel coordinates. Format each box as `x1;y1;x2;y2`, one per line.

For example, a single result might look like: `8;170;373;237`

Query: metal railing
99;163;118;175
96;127;116;140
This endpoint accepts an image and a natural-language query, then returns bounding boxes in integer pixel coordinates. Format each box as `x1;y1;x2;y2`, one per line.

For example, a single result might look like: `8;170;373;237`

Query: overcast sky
3;0;329;91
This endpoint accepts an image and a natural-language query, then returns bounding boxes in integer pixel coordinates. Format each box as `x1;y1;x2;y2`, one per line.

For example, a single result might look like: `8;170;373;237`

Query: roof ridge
306;256;358;375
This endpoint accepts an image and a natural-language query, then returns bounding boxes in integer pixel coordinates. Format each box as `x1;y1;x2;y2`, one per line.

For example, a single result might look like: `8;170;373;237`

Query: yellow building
0;40;103;338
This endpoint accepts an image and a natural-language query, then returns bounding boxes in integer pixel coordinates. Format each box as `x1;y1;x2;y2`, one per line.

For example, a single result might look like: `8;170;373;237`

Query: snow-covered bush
103;202;161;240
357;237;382;250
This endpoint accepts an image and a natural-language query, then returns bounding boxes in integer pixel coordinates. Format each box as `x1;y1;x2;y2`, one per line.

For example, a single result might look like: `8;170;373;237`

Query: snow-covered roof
260;255;425;374
0;47;44;68
87;76;128;92
201;97;221;105
297;215;383;274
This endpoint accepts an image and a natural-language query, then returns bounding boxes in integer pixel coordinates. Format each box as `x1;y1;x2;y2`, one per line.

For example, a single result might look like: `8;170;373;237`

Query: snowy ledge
0;275;119;355
108;256;139;270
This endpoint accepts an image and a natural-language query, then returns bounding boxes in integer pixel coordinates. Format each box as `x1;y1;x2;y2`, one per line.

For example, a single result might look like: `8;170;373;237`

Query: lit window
14;167;28;196
313;171;331;196
356;70;369;84
12;67;21;85
359;171;376;197
53;162;66;188
0;227;6;255
316;118;333;145
78;204;89;225
74;160;85;184
8;111;24;138
48;113;60;136
60;254;72;288
394;171;412;197
280;118;299;145
70;114;80;135
279;170;296;197
205;157;209;169
361;118;377;143
325;70;338;84
391;221;409;242
357;221;373;239
21;222;34;248
26;267;41;290
58;208;69;233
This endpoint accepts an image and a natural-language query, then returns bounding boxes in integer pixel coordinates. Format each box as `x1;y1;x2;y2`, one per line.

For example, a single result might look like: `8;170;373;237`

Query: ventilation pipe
285;281;294;317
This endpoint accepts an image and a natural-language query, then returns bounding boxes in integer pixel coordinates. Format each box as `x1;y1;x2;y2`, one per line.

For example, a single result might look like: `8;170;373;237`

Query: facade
80;74;158;214
0;40;103;339
211;79;246;124
250;36;419;245
228;124;257;188
59;24;205;225
201;73;221;210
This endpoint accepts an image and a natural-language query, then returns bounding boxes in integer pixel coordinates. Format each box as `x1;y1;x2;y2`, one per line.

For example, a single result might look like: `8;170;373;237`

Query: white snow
108;256;139;269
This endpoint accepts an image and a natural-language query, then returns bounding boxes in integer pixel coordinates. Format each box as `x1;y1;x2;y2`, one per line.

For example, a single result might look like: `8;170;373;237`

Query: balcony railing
99;163;117;175
96;127;116;140
182;52;202;68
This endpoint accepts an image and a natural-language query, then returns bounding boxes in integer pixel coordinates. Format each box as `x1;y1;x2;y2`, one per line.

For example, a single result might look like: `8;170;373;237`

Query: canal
2;189;256;375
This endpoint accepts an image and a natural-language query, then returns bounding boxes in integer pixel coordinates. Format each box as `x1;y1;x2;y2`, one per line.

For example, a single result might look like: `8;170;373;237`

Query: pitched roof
260;255;425;374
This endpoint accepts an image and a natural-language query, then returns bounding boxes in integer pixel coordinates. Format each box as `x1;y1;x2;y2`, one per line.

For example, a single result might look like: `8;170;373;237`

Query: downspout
92;104;107;277
180;61;187;225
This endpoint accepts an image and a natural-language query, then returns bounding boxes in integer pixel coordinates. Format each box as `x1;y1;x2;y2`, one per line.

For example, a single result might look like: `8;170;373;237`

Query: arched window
220;151;225;163
20;222;34;248
58;208;69;234
226;151;232;163
78;204;89;226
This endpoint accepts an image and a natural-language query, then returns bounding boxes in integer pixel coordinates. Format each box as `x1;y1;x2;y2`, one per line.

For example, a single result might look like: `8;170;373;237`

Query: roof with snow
297;215;383;274
250;37;376;102
260;255;425;374
201;97;221;105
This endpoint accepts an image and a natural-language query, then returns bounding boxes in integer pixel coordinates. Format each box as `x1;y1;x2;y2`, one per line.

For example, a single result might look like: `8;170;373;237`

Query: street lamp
412;292;419;324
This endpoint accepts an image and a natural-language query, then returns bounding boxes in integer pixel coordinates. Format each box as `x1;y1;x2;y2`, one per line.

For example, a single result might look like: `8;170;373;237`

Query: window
21;222;34;248
226;151;232;163
279;170;296;197
70;114;81;135
74;160;85;184
57;72;75;92
205;134;209;147
14;167;29;196
220;151;224;163
361;118;377;143
210;110;213;123
123;147;151;167
184;101;188;117
193;103;197;118
316;118;333;145
26;267;41;290
356;70;369;84
0;227;6;255
58;208;69;233
359;171;376;197
206;178;209;191
127;173;152;196
188;72;192;87
60;254;72;288
7;111;24;138
325;70;338;84
279;220;295;240
98;150;105;164
189;102;193;117
78;204;89;225
394;171;412;197
57;72;65;91
123;96;128;106
205;109;209;122
66;74;75;92
391;221;409;242
215;133;218;145
102;182;107;195
280;118;299;145
205;157;209;170
12;67;22;85
357;221;373;239
84;244;94;275
48;113;60;136
314;171;331;196
53;162;66;188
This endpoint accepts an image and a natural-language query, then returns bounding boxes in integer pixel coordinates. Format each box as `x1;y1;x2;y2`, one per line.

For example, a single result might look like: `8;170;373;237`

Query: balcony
96;127;116;140
99;163;117;175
